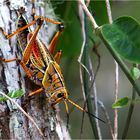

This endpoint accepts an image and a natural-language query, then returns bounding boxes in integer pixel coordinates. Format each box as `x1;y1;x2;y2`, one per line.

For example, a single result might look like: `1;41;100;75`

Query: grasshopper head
55;88;68;100
49;88;69;106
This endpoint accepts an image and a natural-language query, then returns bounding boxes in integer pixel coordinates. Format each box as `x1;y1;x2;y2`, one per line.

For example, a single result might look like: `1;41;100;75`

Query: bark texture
0;0;70;139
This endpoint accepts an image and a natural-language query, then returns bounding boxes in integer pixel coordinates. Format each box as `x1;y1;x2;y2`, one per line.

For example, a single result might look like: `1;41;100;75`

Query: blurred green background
49;1;140;139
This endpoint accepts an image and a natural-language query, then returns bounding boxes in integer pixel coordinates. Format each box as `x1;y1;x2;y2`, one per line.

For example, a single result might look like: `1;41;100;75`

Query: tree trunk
0;0;70;139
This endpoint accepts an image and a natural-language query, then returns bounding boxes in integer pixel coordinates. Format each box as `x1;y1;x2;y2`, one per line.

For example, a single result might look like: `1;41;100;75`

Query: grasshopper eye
58;24;64;32
57;93;64;98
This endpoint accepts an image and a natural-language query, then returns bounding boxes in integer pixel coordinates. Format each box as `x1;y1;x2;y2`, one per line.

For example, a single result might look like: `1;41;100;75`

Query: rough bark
0;0;70;139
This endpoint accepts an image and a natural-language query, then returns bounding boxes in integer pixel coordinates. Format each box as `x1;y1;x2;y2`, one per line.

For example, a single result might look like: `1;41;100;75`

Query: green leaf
0;96;7;101
130;67;140;80
100;16;140;63
112;97;129;108
8;89;23;98
0;89;23;101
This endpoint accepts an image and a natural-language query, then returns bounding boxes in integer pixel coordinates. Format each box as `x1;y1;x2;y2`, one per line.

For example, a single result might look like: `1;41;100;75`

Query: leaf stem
78;0;98;29
122;80;136;139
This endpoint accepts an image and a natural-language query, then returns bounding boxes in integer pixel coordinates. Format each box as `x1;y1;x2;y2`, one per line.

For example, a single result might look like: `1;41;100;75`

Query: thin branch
78;0;98;29
95;99;114;138
89;57;102;139
78;3;88;137
113;61;119;140
78;2;100;138
79;63;89;139
79;65;86;101
105;0;119;139
78;0;87;103
85;0;90;7
78;1;91;79
0;91;44;137
105;0;113;23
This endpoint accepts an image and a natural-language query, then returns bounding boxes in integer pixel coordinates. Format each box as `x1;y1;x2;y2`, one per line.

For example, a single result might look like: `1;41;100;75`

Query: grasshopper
0;5;105;123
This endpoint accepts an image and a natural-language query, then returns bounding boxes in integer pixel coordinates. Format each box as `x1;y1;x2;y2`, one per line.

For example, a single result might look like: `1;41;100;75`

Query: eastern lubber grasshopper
0;4;105;124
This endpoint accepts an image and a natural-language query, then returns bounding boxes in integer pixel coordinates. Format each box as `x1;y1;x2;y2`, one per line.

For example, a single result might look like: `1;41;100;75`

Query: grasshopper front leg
0;57;33;79
48;24;64;55
0;20;36;40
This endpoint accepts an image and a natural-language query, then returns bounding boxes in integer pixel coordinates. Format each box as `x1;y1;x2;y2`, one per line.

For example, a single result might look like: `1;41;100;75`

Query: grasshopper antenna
66;98;105;123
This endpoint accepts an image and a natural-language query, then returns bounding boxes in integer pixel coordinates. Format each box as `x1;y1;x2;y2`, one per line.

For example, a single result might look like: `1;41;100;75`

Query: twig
78;0;98;29
89;57;102;139
78;0;87;102
78;1;100;138
77;1;91;79
105;0;119;139
105;0;113;23
95;99;114;138
78;3;88;137
113;62;119;140
0;91;44;137
86;0;90;7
